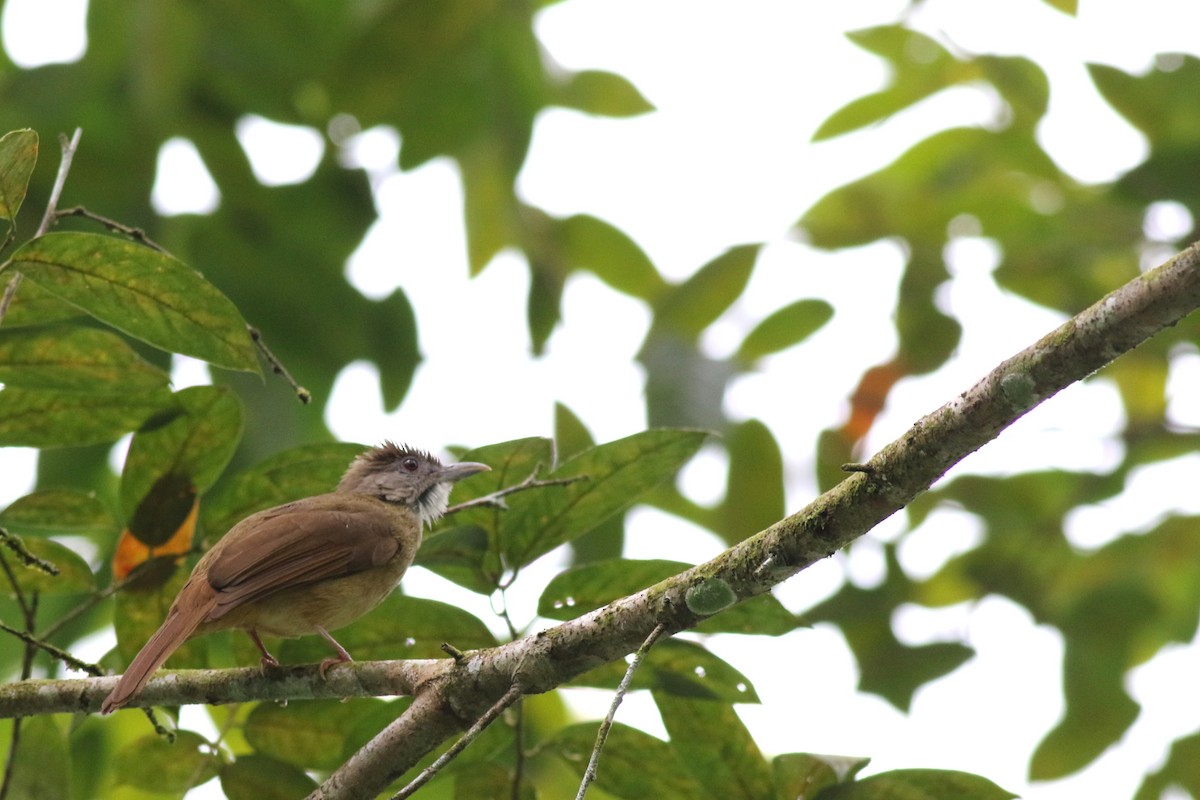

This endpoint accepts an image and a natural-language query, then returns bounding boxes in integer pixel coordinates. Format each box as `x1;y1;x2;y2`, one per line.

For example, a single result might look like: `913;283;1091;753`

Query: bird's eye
402;457;419;472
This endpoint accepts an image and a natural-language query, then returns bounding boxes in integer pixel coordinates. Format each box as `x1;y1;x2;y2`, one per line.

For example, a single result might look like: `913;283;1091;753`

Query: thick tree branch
311;243;1200;799
0;243;1197;798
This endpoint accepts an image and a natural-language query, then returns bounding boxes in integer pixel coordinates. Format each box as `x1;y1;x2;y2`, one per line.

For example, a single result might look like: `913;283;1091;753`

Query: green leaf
805;548;975;711
0;324;170;393
503;430;709;569
653;693;773;800
430;437;556;584
554;402;596;463
413;525;497;595
0;279;82;327
3;716;68;800
245;699;388;770
5;232;260;372
454;762;524;800
114;730;220;794
0;129;38;226
278;594;497;664
0;537;94;596
553;404;627;565
545;722;710;799
1134;731;1200;800
718;420;786;545
201;442;365;537
572;639;759;704
814;27;959;141
977;55;1050;130
0;489;117;537
692;593;801;636
220;754;318;800
773;753;870;800
538;558;683;618
737;299;833;362
653;245;760;341
815;769;1016;800
1030;584;1145;780
453;437;556;505
120;385;243;544
1040;0;1077;14
556;213;664;301
552;70;655;118
0;385;174;447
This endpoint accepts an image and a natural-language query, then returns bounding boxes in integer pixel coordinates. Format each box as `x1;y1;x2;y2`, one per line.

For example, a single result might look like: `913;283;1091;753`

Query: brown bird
100;442;488;714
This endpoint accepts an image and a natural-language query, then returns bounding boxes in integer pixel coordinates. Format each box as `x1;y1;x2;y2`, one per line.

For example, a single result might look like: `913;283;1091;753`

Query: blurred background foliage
0;0;1199;798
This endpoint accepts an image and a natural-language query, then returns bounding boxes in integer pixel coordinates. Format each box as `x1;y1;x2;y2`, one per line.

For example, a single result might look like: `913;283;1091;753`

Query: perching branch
1;243;1199;799
0;658;441;718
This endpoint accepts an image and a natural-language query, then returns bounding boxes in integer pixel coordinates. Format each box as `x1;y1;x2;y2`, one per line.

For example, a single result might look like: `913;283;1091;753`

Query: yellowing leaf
0;129;38;225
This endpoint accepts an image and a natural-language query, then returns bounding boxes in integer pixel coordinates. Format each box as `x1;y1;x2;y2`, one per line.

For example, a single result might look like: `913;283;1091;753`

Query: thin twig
575;623;667;800
390;684;523;800
0;529;59;577
0;128;82;328
440;642;466;662
37;130;82;235
38;556;166;641
53;205;166;252
494;590;526;800
0;547;41;800
445;471;588;515
0;553;30;631
0;621;101;676
0;279;21;329
248;325;312;404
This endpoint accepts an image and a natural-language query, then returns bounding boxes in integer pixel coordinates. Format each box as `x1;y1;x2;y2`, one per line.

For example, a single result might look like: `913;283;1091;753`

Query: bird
100;442;488;714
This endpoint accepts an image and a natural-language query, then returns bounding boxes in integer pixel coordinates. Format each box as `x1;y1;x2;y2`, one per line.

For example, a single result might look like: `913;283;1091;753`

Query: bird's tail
100;594;208;714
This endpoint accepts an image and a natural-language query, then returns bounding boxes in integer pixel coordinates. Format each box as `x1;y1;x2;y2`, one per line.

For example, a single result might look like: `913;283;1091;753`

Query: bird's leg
247;629;281;668
316;626;353;678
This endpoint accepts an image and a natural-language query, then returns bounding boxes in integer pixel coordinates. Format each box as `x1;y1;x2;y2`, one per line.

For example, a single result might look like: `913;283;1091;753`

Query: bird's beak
441;462;490;482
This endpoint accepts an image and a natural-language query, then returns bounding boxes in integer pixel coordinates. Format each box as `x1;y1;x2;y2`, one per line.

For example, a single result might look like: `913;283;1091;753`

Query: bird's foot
248;629;281;670
315;626;354;679
318;654;351;679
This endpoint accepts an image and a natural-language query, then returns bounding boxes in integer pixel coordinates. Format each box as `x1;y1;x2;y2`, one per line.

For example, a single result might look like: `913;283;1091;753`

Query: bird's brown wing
204;495;403;621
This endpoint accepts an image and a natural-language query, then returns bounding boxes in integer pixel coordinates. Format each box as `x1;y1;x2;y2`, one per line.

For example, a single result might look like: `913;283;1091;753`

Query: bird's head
338;442;489;527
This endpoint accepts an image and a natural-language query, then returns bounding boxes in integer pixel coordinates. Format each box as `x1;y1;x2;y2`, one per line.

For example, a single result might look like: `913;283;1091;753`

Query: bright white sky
5;1;1200;798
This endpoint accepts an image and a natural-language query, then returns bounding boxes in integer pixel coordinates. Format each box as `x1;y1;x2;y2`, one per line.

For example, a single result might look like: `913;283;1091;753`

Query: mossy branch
0;242;1198;800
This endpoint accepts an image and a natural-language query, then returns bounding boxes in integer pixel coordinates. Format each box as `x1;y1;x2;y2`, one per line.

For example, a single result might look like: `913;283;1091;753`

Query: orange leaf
112;498;198;581
839;359;907;444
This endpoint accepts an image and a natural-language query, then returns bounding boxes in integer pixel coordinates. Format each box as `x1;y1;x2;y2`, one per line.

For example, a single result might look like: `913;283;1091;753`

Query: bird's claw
318;655;351;679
